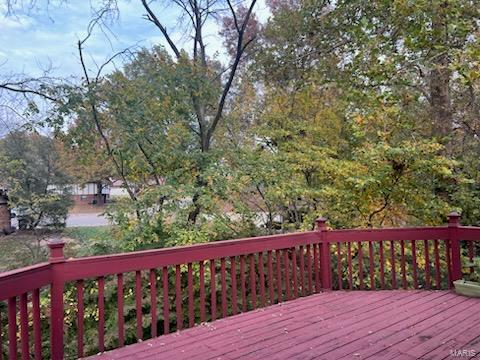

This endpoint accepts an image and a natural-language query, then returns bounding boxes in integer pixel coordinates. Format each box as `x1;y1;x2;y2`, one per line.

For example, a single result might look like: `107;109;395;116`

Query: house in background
70;179;131;206
71;182;110;205
109;179;130;198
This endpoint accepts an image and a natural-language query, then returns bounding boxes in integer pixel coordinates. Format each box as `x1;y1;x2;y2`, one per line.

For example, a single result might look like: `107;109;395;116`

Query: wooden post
48;239;65;360
316;217;332;290
448;211;462;285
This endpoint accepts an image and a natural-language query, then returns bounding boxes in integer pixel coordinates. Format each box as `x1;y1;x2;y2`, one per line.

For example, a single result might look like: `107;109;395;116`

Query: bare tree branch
206;0;257;147
141;0;181;59
77;34;138;203
226;0;240;32
0;83;58;102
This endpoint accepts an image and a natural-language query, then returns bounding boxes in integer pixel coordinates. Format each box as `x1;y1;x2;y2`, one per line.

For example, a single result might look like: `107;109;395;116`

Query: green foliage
0;131;73;229
246;0;480;229
44;2;479;246
10;0;480;249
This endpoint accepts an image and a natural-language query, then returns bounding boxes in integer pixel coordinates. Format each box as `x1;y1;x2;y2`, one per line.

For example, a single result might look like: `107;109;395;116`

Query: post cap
448;211;461;227
315;217;327;230
48;238;66;263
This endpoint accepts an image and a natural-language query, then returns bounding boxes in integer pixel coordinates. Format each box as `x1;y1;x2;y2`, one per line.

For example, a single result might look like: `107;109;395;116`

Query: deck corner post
48;238;66;264
448;211;462;285
316;217;332;290
48;239;66;360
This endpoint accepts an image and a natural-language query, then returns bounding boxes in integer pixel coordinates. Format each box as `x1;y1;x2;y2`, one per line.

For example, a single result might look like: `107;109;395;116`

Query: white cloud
0;14;35;29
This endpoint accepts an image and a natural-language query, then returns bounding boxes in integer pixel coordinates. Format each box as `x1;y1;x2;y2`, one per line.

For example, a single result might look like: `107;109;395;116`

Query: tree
57;136;114;206
73;0;259;224
259;0;480;138
245;0;479;227
0;131;73;229
1;0;261;231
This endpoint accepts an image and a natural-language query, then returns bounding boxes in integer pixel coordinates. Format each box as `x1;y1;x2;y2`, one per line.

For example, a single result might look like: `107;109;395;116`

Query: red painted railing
0;212;479;359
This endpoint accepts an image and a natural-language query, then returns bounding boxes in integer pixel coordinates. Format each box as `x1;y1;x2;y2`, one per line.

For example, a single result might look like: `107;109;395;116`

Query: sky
0;0;270;79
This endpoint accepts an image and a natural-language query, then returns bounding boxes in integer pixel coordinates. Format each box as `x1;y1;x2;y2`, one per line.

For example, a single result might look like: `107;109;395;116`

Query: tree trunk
429;1;452;139
429;55;452;138
96;181;103;205
0;191;12;234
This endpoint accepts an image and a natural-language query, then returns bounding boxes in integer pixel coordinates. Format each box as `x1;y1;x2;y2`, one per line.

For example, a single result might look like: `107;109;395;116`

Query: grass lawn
0;226;114;272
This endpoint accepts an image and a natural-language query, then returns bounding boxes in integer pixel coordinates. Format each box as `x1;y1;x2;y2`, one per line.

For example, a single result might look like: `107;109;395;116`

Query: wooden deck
87;290;480;360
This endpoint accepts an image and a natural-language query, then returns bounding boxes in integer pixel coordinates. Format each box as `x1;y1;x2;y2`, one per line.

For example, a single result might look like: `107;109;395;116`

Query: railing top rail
0;262;51;301
69;230;319;262
326;226;450;242
0;261;50;279
458;226;480;241
60;231;319;281
58;225;452;281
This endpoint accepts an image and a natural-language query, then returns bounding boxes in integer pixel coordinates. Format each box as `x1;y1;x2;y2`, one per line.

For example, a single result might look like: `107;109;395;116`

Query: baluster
390;240;397;289
337;242;342;290
299;246;306;296
434;240;441;289
249;254;257;310
221;258;227;318
175;265;183;329
314;244;320;292
424;240;431;289
295;245;306;296
275;250;282;302
76;280;84;357
199;262;206;322
284;250;291;300
150;269;157;336
347;242;353;290
240;255;247;311
306;245;313;295
32;289;41;360
400;241;407;289
135;271;143;339
267;251;275;303
210;260;217;321
292;248;298;298
187;263;194;327
445;240;452;287
468;241;474;274
19;293;28;360
0;305;3;360
379;241;385;289
368;241;375;290
411;240;418;288
98;276;105;351
162;267;170;334
258;253;266;307
230;257;238;315
358;242;364;290
8;297;16;360
117;274;125;346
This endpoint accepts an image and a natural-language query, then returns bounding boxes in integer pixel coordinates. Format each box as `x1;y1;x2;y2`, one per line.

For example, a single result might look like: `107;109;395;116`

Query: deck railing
0;212;479;359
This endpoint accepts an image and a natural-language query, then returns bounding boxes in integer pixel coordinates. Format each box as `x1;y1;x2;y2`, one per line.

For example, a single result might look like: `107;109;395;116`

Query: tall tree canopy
1;0;479;247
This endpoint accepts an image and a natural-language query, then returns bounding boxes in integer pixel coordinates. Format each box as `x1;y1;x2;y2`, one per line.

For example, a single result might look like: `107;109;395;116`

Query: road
11;213;110;228
66;213;109;227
